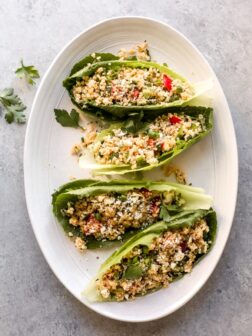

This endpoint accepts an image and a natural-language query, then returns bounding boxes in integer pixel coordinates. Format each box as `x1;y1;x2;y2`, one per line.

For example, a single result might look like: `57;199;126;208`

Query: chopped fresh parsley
15;60;40;85
54;108;83;129
123;264;144;280
159;205;171;221
0;88;26;124
148;129;160;139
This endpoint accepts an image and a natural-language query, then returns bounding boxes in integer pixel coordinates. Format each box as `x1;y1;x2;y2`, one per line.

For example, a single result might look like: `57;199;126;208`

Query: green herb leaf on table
0;88;26;124
54;108;83;129
15;60;40;85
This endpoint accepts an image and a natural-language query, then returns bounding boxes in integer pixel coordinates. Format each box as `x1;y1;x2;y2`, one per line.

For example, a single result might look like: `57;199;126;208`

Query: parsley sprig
0;88;26;124
54;108;84;129
15;59;40;85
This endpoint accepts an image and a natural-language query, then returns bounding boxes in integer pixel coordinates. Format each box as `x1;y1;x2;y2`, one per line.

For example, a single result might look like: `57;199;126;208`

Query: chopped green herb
123;119;135;133
54;108;82;129
148;129;160;139
94;213;102;221
159;205;171;221
0;88;26;124
15;59;40;85
191;123;197;131
132;256;139;264
142;89;153;99
176;86;183;94
119;194;127;201
123;264;144;280
177;126;184;139
136;157;147;168
109;152;119;160
142;246;149;254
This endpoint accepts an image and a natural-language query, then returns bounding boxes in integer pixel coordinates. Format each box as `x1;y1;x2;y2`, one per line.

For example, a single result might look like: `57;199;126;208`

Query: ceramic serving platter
24;17;238;322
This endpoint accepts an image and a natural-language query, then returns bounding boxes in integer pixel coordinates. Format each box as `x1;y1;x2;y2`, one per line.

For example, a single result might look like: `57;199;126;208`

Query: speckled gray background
0;0;251;335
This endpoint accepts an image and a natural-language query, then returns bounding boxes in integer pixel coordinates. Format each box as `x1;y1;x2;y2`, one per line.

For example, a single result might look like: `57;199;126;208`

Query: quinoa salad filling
62;188;185;250
72;66;194;107
97;219;210;301
90;112;206;169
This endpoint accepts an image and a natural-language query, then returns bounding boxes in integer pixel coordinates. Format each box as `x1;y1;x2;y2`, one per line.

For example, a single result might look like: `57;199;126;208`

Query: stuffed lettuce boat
79;106;213;175
63;52;212;119
52;179;212;250
84;209;217;302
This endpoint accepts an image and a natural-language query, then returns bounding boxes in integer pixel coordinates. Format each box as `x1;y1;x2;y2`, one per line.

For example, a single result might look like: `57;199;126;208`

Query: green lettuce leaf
79;106;213;175
52;179;212;250
63;54;213;119
84;208;217;301
69;53;119;76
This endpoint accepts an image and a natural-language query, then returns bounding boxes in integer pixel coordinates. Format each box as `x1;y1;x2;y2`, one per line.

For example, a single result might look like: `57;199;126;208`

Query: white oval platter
24;17;238;322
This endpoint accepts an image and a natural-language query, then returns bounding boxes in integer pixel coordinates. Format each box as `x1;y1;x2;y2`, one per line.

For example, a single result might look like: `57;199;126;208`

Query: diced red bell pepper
147;138;155;147
133;89;139;98
163;74;172;91
86;214;100;225
150;196;161;215
84;214;102;235
169;115;182;124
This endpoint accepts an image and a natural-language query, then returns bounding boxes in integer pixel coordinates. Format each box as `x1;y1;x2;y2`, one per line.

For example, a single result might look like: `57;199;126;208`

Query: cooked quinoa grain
118;41;151;61
97;219;210;301
74;237;87;252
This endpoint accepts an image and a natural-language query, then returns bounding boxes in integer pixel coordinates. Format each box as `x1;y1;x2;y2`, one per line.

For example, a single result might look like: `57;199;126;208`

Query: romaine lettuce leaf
84;208;217;301
80;106;213;175
63;53;213;119
52;179;213;249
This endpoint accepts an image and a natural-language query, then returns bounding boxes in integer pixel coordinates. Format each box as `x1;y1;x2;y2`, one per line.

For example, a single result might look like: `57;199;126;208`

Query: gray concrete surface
0;0;251;335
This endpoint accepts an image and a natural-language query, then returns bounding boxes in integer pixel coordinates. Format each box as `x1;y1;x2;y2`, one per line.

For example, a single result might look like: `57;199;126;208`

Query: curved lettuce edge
63;53;213;118
84;208;217;302
81;106;213;175
52;180;212;249
69;53;119;76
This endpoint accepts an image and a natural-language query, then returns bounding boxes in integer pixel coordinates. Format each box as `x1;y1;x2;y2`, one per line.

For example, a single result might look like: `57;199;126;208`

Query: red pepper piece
111;86;122;94
84;214;102;234
147;138;155;147
133;89;139;98
150;196;161;216
163;74;172;91
169;115;182;124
